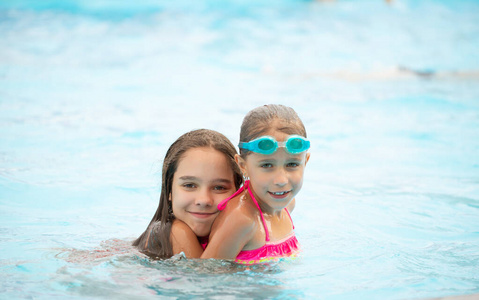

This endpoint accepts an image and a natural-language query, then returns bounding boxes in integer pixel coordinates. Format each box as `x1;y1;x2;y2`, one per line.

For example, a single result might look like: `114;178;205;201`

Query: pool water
1;0;479;299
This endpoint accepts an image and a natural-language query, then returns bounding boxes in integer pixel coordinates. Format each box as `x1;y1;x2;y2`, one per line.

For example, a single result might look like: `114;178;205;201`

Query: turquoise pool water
1;0;478;299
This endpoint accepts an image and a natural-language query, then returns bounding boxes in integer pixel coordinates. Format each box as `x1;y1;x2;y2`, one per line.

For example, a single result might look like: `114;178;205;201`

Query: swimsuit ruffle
235;234;301;265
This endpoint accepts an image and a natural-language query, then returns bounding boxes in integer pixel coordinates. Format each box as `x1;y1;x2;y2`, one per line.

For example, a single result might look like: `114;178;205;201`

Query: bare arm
201;205;256;259
170;219;204;258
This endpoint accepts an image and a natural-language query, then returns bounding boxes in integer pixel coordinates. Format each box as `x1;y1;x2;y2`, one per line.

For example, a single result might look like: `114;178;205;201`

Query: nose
195;188;214;207
273;167;288;187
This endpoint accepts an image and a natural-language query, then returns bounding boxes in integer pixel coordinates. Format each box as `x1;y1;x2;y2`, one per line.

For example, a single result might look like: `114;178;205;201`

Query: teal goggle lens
257;138;276;154
239;135;310;155
286;136;308;154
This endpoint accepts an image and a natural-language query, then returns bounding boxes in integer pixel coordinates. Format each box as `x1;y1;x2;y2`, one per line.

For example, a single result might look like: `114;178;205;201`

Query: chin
195;232;209;238
192;226;210;238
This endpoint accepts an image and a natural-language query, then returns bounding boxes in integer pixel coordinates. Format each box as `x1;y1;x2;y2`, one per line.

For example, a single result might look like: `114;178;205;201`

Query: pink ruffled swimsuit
217;180;301;265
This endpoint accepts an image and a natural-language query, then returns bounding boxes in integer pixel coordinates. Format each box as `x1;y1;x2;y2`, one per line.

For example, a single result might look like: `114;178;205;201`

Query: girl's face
170;147;236;237
236;130;310;214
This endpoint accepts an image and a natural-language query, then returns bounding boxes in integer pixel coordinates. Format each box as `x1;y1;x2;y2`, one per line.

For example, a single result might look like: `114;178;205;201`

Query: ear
305;152;311;165
235;154;248;176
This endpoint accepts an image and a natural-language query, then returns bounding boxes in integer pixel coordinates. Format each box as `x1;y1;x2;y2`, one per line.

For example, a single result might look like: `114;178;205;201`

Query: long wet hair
239;104;307;158
133;129;243;259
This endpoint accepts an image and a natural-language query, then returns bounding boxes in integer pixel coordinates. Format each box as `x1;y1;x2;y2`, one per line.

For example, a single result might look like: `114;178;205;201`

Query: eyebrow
257;156;303;164
178;176;199;181
258;159;275;163
212;178;234;184
178;176;233;184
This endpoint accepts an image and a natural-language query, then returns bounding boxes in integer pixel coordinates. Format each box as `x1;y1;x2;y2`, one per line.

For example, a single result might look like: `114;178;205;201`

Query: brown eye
260;163;273;168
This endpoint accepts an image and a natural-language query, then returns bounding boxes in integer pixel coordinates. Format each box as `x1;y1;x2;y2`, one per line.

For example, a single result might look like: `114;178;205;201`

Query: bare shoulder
170;219;203;258
201;195;259;259
217;194;259;232
171;219;196;238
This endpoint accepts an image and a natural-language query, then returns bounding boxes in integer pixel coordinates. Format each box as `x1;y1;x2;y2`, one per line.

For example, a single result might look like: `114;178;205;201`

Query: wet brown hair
133;129;243;259
239;104;307;157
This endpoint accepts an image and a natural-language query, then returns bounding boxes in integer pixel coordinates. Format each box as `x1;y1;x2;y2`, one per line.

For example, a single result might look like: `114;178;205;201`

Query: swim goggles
238;135;310;155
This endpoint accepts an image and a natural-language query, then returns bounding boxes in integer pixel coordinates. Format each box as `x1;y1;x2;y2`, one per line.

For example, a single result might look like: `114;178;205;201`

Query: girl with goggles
201;104;310;264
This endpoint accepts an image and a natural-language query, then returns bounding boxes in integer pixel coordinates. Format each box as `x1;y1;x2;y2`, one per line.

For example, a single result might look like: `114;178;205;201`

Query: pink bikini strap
217;180;270;242
285;208;295;229
217;184;245;210
244;181;270;242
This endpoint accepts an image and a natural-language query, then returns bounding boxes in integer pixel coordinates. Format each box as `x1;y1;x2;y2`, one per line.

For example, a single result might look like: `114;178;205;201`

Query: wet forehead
262;129;290;142
175;147;233;181
260;119;303;140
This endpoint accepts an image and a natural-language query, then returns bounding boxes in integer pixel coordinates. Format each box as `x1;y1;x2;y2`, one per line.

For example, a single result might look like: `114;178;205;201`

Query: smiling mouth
268;190;291;198
189;212;218;219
